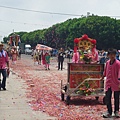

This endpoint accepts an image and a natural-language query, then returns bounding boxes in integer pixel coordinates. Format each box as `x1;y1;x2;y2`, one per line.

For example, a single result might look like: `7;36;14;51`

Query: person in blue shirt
116;51;119;61
99;49;107;64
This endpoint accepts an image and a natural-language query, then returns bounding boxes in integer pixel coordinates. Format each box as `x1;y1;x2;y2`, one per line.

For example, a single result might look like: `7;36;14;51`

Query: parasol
36;44;52;50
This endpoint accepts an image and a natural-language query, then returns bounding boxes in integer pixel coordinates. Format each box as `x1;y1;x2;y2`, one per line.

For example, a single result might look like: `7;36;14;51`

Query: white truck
25;44;32;55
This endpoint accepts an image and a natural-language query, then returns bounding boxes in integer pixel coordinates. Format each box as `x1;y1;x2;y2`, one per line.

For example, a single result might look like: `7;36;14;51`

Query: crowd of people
5;44;120;69
72;48;120;64
31;47;120;119
6;46;22;64
31;47;66;71
31;47;120;72
1;42;120;118
98;49;120;63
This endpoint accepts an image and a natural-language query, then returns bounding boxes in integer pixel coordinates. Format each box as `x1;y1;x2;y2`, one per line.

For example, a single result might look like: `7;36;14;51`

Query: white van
25;44;32;55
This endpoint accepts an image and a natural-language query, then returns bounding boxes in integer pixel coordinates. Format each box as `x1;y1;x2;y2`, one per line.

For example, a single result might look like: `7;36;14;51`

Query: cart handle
66;78;101;95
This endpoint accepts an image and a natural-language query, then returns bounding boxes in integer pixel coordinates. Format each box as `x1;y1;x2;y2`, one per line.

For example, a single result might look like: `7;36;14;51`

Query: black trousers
105;88;119;115
58;59;64;70
0;69;7;89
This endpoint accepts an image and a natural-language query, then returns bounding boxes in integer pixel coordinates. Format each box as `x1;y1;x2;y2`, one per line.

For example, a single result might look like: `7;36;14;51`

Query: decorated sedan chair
60;35;106;105
72;34;99;64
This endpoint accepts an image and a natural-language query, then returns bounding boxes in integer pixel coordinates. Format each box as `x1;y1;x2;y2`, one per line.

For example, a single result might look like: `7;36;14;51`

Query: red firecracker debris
10;58;107;120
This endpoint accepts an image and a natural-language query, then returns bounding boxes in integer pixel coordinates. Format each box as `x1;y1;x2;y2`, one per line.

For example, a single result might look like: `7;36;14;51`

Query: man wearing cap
0;43;9;90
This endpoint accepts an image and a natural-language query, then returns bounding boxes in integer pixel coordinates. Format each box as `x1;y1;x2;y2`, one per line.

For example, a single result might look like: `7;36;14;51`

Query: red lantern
74;38;79;44
82;34;88;40
91;39;96;45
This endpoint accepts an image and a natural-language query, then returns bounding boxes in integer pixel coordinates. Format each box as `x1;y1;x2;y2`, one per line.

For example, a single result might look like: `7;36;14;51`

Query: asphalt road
0;54;57;120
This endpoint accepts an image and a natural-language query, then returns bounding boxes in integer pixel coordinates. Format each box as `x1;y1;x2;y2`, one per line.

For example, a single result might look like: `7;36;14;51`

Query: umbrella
36;44;52;50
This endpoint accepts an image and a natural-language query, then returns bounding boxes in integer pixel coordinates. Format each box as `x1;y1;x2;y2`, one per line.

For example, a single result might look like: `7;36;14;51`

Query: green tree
4;16;120;50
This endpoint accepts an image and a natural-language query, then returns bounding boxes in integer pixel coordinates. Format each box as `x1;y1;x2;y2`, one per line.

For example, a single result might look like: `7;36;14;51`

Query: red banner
68;63;104;88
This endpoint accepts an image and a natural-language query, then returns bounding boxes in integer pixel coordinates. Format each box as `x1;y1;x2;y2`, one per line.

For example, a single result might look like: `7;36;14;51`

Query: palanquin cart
61;34;105;105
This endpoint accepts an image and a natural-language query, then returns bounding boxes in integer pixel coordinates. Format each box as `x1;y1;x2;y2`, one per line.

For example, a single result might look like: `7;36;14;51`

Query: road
0;54;58;120
0;54;107;120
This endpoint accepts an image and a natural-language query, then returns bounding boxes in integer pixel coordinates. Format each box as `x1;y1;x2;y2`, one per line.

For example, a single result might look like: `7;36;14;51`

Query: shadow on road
66;97;105;106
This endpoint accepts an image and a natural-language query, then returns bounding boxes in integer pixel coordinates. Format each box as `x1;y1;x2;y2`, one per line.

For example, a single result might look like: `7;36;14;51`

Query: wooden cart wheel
95;96;99;100
66;96;70;105
103;96;106;105
61;93;64;101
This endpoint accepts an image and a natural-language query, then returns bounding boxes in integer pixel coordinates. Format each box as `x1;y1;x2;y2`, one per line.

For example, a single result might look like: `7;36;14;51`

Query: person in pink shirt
91;45;99;63
101;48;120;118
0;43;9;91
72;51;80;63
11;46;18;64
41;50;46;67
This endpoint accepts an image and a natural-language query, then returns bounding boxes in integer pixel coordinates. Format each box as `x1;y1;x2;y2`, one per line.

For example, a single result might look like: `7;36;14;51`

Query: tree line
3;15;120;50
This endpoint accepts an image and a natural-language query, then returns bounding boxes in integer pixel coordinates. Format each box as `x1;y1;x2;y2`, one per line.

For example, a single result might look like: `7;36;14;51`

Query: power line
0;5;82;16
1;5;120;18
0;19;48;27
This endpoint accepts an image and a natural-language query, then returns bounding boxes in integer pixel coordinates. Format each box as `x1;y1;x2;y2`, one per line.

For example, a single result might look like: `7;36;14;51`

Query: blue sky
0;0;120;40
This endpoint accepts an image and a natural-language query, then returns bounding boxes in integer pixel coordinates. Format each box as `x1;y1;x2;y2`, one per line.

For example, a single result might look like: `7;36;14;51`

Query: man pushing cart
61;34;105;105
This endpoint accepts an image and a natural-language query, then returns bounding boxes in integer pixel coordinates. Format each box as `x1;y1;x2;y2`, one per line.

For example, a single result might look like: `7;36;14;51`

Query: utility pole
87;12;90;17
13;29;15;34
0;36;2;42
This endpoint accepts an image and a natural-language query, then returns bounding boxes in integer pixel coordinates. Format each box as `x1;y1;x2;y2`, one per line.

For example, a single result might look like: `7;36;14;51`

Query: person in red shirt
41;50;46;67
101;48;120;118
0;43;9;90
